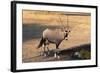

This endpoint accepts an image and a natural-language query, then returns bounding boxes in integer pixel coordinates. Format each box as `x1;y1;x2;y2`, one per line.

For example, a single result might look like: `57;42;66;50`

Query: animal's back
43;28;64;41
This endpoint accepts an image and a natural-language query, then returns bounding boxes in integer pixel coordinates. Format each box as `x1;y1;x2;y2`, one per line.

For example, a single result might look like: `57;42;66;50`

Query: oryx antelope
37;28;70;58
37;15;71;58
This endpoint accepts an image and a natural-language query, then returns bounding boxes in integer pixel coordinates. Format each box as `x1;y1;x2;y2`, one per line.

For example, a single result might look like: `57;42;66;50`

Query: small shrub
80;49;90;59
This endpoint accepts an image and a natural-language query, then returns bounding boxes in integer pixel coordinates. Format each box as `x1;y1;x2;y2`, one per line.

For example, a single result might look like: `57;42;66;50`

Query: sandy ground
22;11;91;63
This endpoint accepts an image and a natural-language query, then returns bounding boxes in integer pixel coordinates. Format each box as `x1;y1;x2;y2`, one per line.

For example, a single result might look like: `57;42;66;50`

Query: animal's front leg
54;44;60;59
54;50;60;59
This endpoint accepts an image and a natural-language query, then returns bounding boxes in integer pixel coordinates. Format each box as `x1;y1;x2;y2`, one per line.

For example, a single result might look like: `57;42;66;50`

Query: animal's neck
64;33;68;39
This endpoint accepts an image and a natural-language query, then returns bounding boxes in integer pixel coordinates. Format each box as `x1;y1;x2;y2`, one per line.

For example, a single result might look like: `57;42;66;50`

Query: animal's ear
68;30;70;33
65;30;68;32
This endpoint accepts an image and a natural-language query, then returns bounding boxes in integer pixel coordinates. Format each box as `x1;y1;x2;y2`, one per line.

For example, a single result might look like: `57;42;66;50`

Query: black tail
37;37;46;48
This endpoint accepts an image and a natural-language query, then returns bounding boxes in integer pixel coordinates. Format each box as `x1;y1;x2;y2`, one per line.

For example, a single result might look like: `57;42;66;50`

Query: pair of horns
58;15;69;30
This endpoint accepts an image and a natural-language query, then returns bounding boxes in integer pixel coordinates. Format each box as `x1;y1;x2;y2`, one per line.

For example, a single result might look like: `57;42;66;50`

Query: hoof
40;52;47;57
54;53;57;58
54;53;60;59
43;53;47;57
57;56;60;59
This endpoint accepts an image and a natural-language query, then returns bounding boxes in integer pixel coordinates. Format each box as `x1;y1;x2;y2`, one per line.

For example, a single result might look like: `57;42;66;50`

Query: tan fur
43;28;66;43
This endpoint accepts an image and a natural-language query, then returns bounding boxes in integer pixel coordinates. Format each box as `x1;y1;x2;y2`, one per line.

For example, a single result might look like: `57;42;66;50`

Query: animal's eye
65;31;68;32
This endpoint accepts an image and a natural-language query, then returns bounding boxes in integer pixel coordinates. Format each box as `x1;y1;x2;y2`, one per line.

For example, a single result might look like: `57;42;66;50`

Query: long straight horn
66;15;70;31
59;14;63;25
58;14;65;30
67;15;69;30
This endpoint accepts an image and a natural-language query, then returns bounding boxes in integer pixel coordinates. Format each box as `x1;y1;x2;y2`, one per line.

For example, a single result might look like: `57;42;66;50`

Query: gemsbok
37;15;71;58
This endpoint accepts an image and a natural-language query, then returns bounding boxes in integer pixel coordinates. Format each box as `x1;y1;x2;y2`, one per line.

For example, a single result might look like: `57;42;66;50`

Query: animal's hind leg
46;40;50;55
42;43;47;57
43;41;50;57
